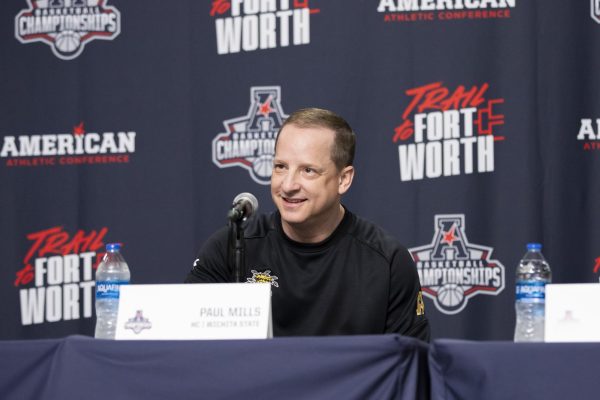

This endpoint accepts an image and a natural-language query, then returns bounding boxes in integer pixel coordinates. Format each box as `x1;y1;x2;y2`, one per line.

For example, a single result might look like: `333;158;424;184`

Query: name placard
545;283;600;342
114;283;272;340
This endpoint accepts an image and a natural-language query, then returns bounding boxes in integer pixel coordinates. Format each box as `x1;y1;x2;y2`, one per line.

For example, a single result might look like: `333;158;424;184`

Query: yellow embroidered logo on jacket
416;291;425;316
247;269;279;287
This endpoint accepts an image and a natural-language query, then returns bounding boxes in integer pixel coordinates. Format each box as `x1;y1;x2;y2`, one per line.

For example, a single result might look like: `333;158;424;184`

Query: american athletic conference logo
212;86;288;185
377;0;516;22
577;118;600;151
409;214;505;314
15;0;121;60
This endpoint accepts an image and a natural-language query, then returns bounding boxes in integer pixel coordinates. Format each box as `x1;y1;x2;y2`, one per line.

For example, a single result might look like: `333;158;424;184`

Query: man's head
271;108;356;243
275;108;356;171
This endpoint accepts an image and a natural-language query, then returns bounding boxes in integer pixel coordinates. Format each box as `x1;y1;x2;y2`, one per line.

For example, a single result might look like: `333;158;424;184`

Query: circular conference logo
211;86;288;185
409;214;505;315
14;0;121;60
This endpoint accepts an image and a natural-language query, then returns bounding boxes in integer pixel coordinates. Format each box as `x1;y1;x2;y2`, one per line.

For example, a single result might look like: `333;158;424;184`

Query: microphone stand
227;193;257;283
228;218;246;283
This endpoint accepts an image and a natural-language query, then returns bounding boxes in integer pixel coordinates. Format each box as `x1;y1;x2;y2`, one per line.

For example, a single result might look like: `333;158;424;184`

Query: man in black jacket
186;108;429;341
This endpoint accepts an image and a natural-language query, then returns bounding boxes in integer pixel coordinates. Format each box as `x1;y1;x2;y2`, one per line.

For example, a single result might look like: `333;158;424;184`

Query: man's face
271;124;353;237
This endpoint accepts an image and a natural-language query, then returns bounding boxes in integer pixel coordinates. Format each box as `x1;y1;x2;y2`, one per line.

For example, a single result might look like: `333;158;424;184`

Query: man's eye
273;164;285;171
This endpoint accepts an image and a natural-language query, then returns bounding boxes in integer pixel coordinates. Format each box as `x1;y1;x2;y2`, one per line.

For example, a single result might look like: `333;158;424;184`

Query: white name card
115;283;272;340
545;283;600;342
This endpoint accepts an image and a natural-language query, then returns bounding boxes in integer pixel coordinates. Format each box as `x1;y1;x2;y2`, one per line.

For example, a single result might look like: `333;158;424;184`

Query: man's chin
278;209;306;225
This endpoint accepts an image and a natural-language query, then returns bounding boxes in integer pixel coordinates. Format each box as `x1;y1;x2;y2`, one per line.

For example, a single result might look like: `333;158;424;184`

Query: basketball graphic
55;31;81;54
252;154;273;180
437;283;465;308
409;214;506;315
14;1;121;60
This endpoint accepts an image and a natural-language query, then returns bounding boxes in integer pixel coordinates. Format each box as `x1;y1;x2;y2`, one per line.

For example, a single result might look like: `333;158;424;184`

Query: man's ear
338;166;354;195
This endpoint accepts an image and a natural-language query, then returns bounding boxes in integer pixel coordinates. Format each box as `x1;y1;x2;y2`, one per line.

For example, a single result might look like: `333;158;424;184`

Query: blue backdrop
1;0;599;340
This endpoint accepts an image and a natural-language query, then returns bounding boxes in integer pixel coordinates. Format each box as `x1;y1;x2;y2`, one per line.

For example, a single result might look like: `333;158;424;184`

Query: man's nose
281;169;300;192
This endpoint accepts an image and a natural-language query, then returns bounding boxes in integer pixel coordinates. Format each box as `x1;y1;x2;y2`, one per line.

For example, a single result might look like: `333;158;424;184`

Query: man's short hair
276;108;356;171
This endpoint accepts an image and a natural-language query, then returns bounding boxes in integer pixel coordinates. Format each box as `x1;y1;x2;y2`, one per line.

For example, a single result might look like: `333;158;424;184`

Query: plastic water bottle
514;243;552;342
95;243;130;339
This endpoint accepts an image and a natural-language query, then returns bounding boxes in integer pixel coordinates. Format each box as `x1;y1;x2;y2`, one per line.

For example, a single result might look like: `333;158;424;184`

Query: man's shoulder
347;212;409;261
203;212;275;244
244;212;277;239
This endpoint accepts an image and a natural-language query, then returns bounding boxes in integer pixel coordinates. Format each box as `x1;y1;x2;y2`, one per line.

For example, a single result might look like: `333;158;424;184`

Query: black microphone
227;192;259;222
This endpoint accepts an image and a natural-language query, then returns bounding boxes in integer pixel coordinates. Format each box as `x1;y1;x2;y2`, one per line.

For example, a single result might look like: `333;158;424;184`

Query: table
0;334;429;400
429;339;600;400
4;335;600;400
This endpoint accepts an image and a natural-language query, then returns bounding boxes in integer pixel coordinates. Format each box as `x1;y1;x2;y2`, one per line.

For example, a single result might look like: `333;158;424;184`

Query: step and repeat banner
1;0;599;340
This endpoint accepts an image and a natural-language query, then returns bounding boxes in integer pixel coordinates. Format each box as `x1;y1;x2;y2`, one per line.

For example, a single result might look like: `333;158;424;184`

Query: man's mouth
283;197;306;204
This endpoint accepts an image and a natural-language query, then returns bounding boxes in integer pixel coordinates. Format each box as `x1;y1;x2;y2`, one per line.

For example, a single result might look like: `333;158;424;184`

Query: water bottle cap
526;243;542;251
106;243;122;251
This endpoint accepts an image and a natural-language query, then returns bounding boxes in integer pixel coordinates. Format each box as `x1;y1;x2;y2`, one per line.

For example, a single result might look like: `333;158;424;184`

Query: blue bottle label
516;281;546;301
96;280;129;299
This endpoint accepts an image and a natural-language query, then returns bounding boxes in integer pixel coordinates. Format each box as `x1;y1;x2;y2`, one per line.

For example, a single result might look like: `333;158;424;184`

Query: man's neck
282;205;345;244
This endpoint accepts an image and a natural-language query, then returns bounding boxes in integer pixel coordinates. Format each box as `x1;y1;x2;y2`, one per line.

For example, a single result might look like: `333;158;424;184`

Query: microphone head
233;192;259;218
